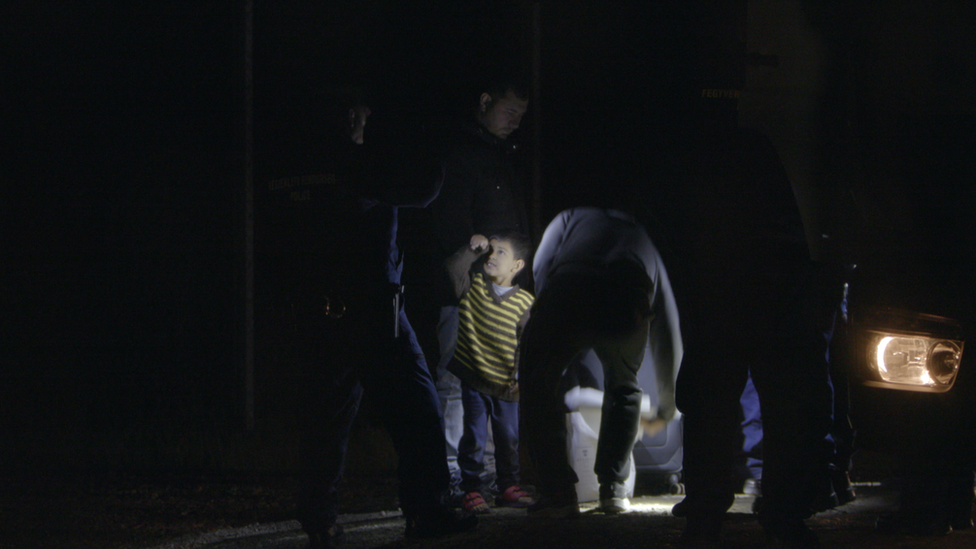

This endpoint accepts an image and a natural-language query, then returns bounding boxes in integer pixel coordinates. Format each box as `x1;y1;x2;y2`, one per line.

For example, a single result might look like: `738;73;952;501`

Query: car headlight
851;307;965;393
863;331;964;392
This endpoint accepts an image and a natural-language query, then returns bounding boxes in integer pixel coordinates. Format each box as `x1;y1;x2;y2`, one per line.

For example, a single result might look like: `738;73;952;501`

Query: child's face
484;238;523;283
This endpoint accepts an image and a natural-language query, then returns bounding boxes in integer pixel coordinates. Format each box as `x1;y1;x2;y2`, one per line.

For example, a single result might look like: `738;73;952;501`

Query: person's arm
362;135;444;208
646;257;682;422
443;240;487;299
428;152;478;256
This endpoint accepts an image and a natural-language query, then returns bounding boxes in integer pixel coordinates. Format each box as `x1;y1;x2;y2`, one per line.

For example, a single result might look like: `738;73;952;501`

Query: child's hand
470;234;489;252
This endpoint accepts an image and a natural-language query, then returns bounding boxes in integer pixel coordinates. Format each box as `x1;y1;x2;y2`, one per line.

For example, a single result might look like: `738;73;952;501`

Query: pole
243;0;255;431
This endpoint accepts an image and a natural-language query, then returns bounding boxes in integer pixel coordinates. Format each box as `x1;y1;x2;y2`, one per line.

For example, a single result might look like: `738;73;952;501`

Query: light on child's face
485;239;517;276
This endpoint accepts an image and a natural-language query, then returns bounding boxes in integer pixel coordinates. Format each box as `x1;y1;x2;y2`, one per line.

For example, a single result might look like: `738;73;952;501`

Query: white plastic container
564;387;645;502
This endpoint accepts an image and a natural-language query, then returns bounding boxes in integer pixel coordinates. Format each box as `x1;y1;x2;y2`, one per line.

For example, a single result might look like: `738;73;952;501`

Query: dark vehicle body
736;1;976;475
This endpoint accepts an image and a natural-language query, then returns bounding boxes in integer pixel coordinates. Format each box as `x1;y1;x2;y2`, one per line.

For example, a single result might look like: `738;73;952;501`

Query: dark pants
297;367;363;534
298;304;450;534
738;299;854;486
675;262;835;522
520;273;648;495
457;383;520;493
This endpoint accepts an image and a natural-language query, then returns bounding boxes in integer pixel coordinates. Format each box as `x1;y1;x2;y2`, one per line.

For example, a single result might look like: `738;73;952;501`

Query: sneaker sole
599;498;631;514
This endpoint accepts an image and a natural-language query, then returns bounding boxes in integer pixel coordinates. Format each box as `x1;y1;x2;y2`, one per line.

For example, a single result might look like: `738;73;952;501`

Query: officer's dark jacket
259;127;443;329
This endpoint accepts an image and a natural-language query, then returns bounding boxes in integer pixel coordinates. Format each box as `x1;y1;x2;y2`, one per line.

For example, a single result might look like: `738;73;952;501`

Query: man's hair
481;72;529;105
489;229;533;263
322;85;369;119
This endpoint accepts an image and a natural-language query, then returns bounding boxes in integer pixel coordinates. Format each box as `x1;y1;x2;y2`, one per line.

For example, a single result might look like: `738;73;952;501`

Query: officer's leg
364;309;450;519
297;366;363;539
752;279;834;547
674;342;749;518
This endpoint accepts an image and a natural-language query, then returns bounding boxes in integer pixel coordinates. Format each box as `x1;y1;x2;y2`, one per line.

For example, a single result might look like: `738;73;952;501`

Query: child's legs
489;397;521;490
458;382;489;493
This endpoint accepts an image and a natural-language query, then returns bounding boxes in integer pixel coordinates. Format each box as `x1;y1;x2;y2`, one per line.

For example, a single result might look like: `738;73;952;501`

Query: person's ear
512;258;525;274
479;92;492;112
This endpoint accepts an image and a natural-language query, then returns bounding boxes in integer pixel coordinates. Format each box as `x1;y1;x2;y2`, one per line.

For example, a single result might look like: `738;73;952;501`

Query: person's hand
640;417;668;438
470;234;489;252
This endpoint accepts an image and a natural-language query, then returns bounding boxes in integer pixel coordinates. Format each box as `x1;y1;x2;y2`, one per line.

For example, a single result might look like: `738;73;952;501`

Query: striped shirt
449;272;534;402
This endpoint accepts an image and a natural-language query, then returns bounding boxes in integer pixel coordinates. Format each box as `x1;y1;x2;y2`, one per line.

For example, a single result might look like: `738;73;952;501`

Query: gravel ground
6;471;975;549
0;471;394;549
264;488;976;549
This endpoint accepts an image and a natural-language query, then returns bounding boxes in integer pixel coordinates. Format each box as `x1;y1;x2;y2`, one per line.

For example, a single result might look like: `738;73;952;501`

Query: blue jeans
739;372;764;482
436;305;496;491
458;383;521;493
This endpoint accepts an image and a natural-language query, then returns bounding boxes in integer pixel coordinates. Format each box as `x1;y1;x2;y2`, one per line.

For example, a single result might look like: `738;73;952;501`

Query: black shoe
306;524;344;549
405;507;478;539
526;490;580;519
809;490;839;513
677;515;723;549
809;472;840;513
950;512;974;531
947;476;975;530
949;494;974;531
762;518;820;549
830;469;856;506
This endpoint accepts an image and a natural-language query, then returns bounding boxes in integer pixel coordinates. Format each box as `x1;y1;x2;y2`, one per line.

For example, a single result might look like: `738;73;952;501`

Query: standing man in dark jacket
279;95;475;548
414;76;531;495
654;113;838;548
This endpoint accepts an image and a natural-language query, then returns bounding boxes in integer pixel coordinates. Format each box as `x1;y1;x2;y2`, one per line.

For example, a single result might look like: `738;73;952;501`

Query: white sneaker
599;482;631;514
599;496;631;514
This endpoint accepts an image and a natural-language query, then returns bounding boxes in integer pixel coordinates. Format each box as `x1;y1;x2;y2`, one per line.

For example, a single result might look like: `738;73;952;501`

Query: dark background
4;1;975;473
4;3;249;470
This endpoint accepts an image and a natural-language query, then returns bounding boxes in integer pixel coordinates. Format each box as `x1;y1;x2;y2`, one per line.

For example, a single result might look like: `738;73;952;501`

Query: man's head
347;104;371;144
483;230;532;287
325;86;370;143
476;78;529;140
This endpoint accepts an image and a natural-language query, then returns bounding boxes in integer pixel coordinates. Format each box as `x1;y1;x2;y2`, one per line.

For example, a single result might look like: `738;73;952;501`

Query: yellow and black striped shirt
449;272;534;402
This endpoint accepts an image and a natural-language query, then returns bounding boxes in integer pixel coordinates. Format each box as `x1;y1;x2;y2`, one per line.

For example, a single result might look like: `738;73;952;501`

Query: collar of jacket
464;120;519;153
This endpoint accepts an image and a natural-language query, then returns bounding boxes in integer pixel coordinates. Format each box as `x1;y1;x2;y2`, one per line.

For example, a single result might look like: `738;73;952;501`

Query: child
445;229;535;514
